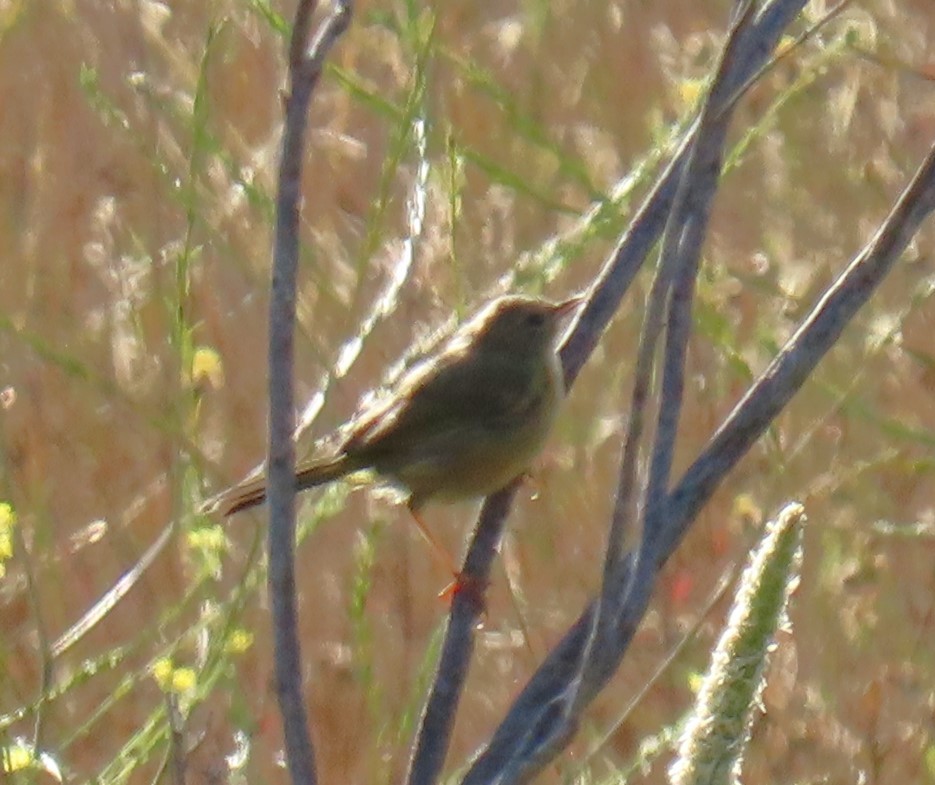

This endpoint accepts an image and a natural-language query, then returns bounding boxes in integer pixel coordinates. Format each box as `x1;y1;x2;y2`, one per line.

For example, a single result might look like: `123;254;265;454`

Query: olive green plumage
220;294;581;517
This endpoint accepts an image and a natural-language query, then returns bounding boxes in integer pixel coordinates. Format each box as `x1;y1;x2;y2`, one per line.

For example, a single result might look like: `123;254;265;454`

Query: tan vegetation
1;1;934;783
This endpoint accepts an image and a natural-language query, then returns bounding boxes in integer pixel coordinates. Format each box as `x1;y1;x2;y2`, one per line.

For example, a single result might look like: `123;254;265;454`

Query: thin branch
10;517;54;751
267;3;351;785
453;1;833;782
558;0;810;388
462;139;935;785
164;692;187;785
665;138;935;556
409;2;878;783
575;554;749;777
716;0;854;123
576;2;761;724
405;75;697;785
642;0;759;559
405;482;522;785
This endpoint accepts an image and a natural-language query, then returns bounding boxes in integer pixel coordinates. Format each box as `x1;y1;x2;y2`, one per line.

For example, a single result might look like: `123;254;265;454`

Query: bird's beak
553;294;587;317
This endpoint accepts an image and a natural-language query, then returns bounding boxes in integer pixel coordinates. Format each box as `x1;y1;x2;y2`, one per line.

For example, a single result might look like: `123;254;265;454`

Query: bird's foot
438;571;489;615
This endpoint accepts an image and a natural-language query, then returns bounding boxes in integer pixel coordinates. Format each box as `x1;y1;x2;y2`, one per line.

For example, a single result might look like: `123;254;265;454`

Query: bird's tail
219;454;351;516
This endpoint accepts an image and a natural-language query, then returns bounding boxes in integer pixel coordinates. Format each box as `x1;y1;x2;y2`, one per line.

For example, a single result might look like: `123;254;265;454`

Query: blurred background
2;0;935;782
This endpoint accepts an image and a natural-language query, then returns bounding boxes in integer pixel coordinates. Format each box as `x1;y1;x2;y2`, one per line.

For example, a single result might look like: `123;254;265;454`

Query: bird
219;293;583;580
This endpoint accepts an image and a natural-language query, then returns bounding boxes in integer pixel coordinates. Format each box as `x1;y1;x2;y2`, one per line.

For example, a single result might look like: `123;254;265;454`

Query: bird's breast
401;351;565;504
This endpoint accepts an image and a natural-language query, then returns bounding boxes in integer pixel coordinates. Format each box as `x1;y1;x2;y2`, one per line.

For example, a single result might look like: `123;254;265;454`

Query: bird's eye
526;312;547;328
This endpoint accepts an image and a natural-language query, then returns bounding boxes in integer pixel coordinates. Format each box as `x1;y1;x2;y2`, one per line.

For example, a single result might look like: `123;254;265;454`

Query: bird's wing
342;349;536;460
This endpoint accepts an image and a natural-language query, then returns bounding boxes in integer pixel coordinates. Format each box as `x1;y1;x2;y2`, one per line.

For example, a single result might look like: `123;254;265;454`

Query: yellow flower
189;346;224;389
226;628;254;654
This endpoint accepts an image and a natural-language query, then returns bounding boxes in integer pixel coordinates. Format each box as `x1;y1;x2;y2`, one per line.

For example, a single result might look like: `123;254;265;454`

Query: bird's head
469;294;584;357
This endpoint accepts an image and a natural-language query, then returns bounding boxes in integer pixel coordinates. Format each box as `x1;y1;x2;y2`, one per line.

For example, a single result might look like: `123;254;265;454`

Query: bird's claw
438;571;489;615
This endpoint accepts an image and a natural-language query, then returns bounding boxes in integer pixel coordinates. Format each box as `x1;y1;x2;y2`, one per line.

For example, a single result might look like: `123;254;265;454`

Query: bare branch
576;0;762;727
400;3;935;783
462;139;935;785
666;139;935;557
406;482;523;785
408;3;812;785
267;3;352;785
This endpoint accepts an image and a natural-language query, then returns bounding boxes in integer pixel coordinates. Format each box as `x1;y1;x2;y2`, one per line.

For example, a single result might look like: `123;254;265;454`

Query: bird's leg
406;501;488;610
406;502;459;575
436;573;489;614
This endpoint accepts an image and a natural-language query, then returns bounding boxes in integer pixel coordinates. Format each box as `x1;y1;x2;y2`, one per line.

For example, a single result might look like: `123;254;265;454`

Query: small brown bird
219;293;582;572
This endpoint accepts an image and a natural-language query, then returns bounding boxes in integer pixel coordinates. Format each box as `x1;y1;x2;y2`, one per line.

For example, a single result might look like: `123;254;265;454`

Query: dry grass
2;1;935;783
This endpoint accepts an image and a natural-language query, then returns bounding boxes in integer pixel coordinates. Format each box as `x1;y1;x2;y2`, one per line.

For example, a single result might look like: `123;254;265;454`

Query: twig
463;138;935;785
11;517;53;752
405;483;522;785
716;0;854;123
403;2;935;783
165;692;187;785
576;0;760;725
267;3;351;785
575;557;748;775
455;2;829;783
406;3;811;784
646;0;759;546
666;139;935;555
